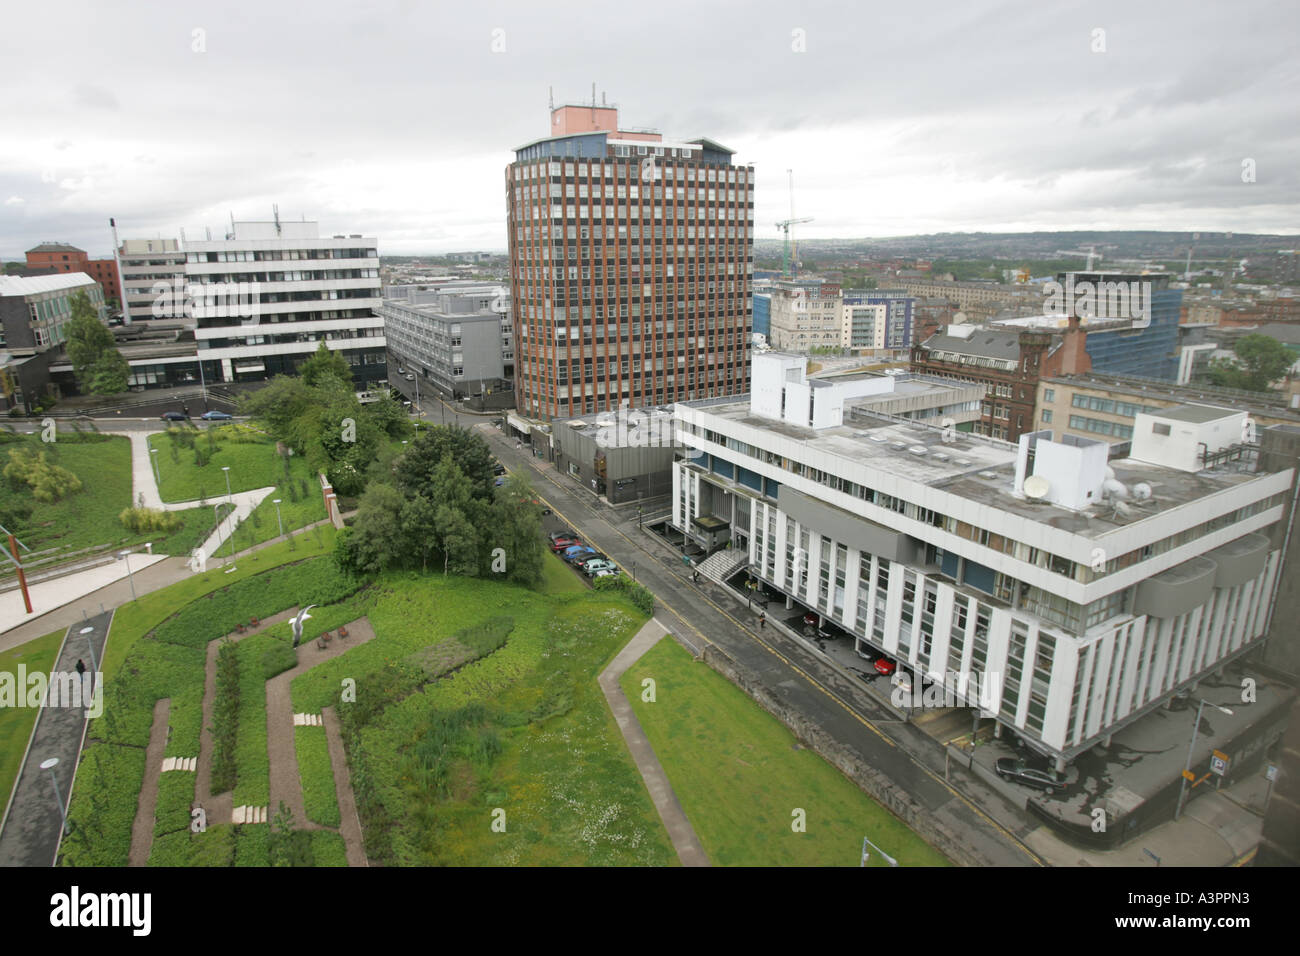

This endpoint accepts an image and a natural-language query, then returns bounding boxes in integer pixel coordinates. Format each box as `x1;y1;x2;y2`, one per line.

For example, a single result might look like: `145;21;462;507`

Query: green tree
334;483;405;574
394;425;495;501
299;340;352;389
1206;335;1295;391
362;393;413;441
489;472;544;586
65;292;128;395
399;493;440;573
239;376;315;437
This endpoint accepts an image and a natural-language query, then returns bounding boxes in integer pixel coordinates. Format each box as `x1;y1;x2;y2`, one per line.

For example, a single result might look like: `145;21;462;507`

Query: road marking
510;442;1044;866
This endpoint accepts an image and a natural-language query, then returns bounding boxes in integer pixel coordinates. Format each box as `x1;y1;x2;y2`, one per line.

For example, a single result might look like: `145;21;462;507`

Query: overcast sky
2;0;1297;257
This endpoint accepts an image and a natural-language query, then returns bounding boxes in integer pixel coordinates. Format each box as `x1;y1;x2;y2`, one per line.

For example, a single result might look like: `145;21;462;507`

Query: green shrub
210;639;239;794
4;448;82;502
119;506;184;535
296;727;340;827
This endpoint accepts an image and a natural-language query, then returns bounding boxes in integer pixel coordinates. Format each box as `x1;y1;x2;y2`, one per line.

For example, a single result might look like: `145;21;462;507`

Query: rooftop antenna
591;81;596;122
273;203;282;237
602;90;607;106
548;86;554;111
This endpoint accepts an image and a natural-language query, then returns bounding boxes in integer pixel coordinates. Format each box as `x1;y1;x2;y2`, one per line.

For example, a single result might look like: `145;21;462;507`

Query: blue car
494;476;506;486
562;546;597;564
201;410;233;421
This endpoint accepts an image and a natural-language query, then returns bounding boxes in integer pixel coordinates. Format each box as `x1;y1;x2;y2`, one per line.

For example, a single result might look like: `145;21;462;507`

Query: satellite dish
1133;482;1153;501
1023;475;1051;499
1102;478;1128;499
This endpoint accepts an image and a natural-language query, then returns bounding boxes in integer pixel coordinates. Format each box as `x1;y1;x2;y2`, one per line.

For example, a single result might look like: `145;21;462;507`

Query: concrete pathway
109;430;276;560
0;611;112;867
0;553;168;635
598;617;710;867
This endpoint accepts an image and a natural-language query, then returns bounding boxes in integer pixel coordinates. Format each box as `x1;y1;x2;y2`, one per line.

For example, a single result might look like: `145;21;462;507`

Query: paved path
109;430;276;560
598;618;710;867
0;611;111;867
128;699;170;866
322;705;369;867
0;553;169;635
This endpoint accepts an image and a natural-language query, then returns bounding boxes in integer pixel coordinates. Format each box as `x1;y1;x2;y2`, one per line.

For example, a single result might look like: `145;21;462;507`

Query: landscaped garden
0;428;220;563
620;637;952;867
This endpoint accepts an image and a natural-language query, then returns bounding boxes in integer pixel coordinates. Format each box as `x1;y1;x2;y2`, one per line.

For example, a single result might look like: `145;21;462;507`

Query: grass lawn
147;425;318;505
538;549;585;595
0;629;64;816
620;637;951;867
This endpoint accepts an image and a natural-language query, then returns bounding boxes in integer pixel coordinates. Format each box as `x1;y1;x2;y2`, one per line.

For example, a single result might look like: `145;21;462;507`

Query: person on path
75;659;86;681
759;612;766;629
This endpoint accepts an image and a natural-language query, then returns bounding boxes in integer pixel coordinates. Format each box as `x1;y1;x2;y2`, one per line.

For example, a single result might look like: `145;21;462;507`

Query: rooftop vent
869;435;888;443
891;442;908;450
955;458;972;466
909;446;927;455
978;470;998;479
932;452;949;461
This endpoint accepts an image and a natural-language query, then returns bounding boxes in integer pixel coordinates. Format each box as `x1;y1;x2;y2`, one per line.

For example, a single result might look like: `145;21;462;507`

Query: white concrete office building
183;219;385;385
118;238;186;324
672;353;1290;766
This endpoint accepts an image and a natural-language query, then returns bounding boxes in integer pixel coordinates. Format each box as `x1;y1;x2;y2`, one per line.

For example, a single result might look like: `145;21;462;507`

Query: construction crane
778;169;813;278
777;217;814;278
1055;245;1103;271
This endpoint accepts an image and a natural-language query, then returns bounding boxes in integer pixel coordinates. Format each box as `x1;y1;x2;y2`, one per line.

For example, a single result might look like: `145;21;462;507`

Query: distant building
844;290;914;350
0;273;105;411
768;278;841;350
549;406;679;503
183;219;385;386
752;292;771;338
118;238;186;324
910;319;1091;441
506;99;753;419
380;286;513;399
24;243;119;305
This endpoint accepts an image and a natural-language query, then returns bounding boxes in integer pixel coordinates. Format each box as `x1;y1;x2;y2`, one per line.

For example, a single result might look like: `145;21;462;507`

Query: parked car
873;656;897;677
549;536;581;553
592;568;620;579
816;621;846;640
201;410;233;421
492;462;506;476
564;547;599;565
548;530;575;545
803;611;820;627
995;758;1067;794
494;476;506;487
161;411;188;421
856;644;882;664
582;558;618;576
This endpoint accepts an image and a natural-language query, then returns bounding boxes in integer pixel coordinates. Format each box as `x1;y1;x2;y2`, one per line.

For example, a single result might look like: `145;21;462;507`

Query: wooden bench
338;626;349;640
250;616;260;628
316;632;332;651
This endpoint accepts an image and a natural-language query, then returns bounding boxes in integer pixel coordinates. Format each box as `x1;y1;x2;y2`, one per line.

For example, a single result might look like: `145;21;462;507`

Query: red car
873;656;896;676
803;611;819;627
549;537;581;553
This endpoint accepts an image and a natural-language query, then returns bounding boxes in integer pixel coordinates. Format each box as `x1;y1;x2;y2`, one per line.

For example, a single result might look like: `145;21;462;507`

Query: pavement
597;617;710;867
0;612;111;867
0;553;168;635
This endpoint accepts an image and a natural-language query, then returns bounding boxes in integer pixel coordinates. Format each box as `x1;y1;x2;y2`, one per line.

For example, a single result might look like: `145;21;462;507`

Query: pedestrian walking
75;659;86;681
759;612;766;629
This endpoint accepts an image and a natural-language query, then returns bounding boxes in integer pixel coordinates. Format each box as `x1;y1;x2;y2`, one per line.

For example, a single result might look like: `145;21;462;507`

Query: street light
860;836;898;867
117;550;137;601
1175;698;1235;821
149;447;161;488
77;625;98;673
272;498;283;539
221;465;233;507
40;757;66;835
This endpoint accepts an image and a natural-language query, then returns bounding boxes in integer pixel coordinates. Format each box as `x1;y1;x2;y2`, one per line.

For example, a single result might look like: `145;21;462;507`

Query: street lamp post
40;757;66;835
149;447;161;488
221;465;233;507
860;836;898;867
1175;698;1235;821
272;498;283;539
118;550;137;601
78;624;98;673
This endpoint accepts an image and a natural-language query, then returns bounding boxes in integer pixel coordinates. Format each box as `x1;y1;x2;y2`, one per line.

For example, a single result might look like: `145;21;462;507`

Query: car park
995;758;1067;794
201;410;233;421
582;558;618;575
161;411;188;421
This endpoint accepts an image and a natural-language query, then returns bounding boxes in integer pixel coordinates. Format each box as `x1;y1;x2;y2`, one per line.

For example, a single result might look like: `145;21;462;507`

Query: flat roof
1148;404;1239;424
0;273;99;297
681;395;1269;539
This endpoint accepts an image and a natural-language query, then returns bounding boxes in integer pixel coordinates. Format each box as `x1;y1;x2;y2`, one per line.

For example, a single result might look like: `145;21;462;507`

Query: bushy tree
65;292;128;395
4;448;82;502
299;340;352;389
1206;335;1296;391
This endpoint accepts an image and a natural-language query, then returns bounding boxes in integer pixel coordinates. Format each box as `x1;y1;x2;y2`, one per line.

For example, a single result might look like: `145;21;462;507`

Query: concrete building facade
672;353;1293;767
380;286;512;399
506;101;753;419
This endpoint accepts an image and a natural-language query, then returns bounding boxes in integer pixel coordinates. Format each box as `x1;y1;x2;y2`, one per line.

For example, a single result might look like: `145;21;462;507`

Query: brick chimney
1059;314;1092;374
